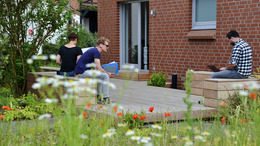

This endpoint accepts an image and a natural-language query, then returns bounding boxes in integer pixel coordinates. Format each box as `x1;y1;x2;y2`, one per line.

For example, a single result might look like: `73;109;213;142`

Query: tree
0;0;73;97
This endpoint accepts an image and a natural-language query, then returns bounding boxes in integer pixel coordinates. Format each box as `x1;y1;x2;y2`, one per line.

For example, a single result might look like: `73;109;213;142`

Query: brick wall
98;0;260;89
70;0;80;10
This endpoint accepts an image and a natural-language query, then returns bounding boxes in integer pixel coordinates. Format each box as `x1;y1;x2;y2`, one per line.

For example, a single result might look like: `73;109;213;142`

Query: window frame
192;0;216;30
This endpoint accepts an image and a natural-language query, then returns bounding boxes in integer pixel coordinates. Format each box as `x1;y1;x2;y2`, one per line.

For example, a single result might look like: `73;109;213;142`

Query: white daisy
122;64;135;70
151;124;162;130
171;135;178;139
131;136;141;141
44;98;58;103
140;136;151;143
117;123;127;127
49;54;57;60
27;59;33;64
125;129;135;136
32;83;41;89
38;113;52;120
80;134;88;139
201;131;210;136
239;91;248;96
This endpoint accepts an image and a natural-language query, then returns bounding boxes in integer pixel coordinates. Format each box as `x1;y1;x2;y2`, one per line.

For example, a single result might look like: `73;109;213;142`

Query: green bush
147;70;168;87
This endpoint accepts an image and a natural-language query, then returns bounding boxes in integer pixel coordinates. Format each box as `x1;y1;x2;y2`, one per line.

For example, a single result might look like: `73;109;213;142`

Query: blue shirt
74;47;100;74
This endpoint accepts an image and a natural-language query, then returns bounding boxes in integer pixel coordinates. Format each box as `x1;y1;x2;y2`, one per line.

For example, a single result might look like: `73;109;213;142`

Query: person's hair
68;33;78;41
96;37;110;46
226;30;240;39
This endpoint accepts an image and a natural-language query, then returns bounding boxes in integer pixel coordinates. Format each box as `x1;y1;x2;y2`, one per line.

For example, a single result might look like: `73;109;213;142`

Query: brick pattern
70;0;80;10
98;0;260;89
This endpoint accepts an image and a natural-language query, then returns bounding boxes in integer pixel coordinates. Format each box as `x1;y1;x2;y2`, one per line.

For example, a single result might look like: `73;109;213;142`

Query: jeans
57;71;75;77
211;69;247;79
78;71;110;98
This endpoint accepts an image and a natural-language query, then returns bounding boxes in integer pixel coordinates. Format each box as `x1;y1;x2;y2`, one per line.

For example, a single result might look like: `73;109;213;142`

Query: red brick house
97;0;260;89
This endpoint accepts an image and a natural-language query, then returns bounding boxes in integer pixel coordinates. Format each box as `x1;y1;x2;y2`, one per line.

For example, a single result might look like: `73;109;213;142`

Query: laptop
207;65;220;72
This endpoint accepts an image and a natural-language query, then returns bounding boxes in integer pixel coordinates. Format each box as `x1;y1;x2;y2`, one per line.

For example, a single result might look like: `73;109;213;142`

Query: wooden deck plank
85;78;217;122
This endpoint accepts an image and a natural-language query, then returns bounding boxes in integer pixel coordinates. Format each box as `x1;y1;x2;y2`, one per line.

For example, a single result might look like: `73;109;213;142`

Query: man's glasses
104;44;109;47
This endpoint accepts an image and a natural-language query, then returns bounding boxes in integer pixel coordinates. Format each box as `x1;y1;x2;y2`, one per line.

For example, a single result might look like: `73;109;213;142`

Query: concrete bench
189;71;213;96
203;77;259;108
39;66;60;72
27;72;97;105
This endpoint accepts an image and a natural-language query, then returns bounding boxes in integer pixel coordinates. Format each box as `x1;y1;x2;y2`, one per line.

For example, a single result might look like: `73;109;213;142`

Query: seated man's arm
221;64;236;70
56;54;62;66
94;58;114;78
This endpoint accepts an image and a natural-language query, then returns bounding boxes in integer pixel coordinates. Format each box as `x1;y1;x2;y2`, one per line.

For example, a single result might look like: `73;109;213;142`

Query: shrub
147;70;168;87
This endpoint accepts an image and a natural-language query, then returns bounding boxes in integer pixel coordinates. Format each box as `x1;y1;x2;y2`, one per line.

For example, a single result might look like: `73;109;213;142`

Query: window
192;0;217;30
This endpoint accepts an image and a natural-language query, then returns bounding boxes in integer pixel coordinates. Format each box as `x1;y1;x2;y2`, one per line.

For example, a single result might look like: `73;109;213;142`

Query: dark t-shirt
58;46;82;72
74;47;100;74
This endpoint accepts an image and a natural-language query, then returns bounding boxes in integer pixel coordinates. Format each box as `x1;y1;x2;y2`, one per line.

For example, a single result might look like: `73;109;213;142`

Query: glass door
120;1;149;70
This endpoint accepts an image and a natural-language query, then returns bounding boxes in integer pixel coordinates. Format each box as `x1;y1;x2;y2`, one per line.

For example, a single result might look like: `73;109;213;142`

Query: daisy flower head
38;113;52;120
122;64;135;70
239;90;248;96
131;136;141;141
201;131;210;136
27;58;33;64
140;136;151;143
151;124;162;130
49;54;57;60
125;129;135;136
171;135;178;139
117;123;127;127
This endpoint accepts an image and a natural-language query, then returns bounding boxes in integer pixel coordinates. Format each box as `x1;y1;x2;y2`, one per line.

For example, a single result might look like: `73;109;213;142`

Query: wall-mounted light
150;10;156;16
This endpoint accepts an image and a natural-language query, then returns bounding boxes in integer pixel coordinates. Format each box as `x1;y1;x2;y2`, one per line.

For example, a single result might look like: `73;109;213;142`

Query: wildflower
135;68;139;73
133;114;138;120
201;131;210;136
44;98;58;103
248;81;260;90
85;70;102;77
87;103;92;106
7;107;12;111
194;135;205;141
27;58;33;64
139;115;146;120
243;83;248;88
250;93;257;99
83;112;88;119
80;134;88;139
149;107;154;112
49;54;57;60
165;112;171;117
2;106;9;109
171;135;178;139
113;106;118;111
140;136;151;143
86;63;97;68
117;112;123;116
32;83;41;89
102;132;114;138
150;132;162;137
38;113;52;120
221;117;227;123
0;115;4;119
185;140;193;146
151;124;162;130
220;102;226;107
117;123;127;127
239;90;248;96
100;123;104;126
98;106;103;109
241;119;248;123
125;129;135;136
86;106;90;108
122;64;135;70
131;136;141;141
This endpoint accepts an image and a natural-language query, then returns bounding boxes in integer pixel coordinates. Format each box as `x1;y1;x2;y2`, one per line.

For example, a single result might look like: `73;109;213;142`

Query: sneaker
198;100;201;104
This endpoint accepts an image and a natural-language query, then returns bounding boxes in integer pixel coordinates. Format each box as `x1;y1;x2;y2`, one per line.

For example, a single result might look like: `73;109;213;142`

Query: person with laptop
211;30;252;79
74;37;114;104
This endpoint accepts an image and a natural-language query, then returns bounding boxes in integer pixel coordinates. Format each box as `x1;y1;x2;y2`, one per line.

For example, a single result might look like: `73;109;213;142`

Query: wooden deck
86;78;218;122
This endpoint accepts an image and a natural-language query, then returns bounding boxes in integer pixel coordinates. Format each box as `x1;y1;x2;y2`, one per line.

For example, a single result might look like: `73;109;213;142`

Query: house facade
97;0;260;89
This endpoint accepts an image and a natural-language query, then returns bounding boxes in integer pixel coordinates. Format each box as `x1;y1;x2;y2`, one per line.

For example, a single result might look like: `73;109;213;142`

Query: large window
192;0;217;30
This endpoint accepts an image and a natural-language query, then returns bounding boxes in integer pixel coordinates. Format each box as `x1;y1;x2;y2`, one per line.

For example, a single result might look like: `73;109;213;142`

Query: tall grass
0;59;259;145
